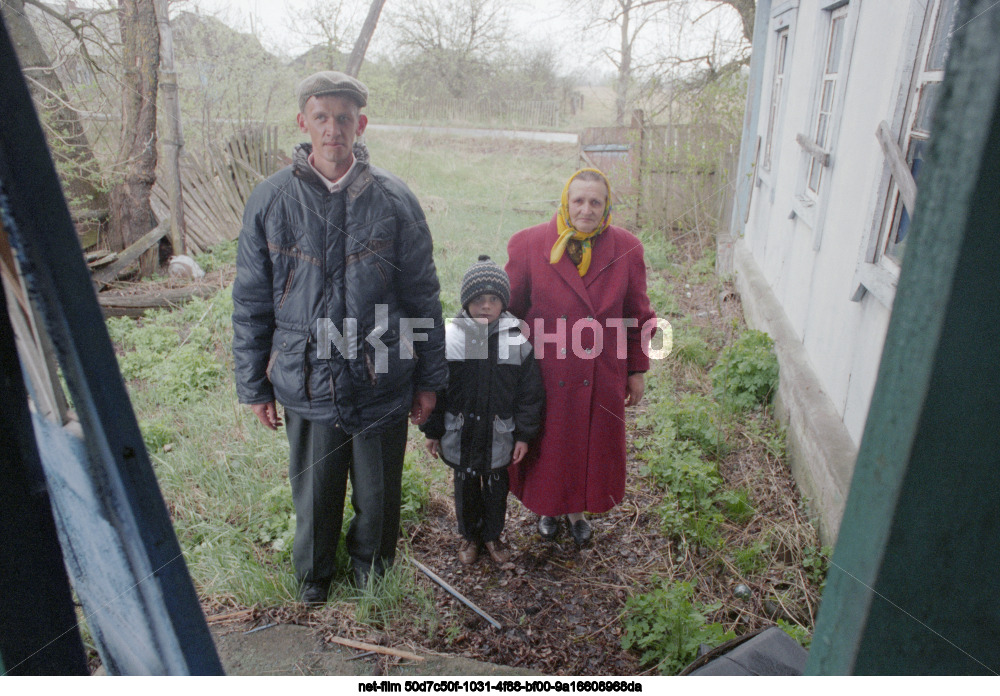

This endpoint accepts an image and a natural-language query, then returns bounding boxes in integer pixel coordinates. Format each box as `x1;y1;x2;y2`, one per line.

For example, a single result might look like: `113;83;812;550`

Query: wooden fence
373;98;561;129
580;117;739;235
150;126;286;254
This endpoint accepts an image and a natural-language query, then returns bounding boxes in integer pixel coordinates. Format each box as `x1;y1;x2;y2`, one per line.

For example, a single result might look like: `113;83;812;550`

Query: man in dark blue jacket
232;71;447;603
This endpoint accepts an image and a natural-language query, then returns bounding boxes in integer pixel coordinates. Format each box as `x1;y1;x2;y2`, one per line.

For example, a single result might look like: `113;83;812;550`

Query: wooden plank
93;219;169;286
177;166;224;248
209;146;247;220
875;120;918;215
97;284;218;317
326;636;424;662
795;132;831;167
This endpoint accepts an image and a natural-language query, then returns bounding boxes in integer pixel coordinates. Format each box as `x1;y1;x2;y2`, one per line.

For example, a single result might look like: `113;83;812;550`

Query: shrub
622;580;735;675
643;439;726;549
667;394;727;457
710;329;779;411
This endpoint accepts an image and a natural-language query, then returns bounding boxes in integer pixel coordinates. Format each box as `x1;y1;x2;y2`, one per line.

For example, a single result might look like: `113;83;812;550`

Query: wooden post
345;0;387;77
155;0;185;255
807;0;1000;674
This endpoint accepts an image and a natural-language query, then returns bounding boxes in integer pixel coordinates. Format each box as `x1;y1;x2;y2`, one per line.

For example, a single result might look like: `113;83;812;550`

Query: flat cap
297;71;368;112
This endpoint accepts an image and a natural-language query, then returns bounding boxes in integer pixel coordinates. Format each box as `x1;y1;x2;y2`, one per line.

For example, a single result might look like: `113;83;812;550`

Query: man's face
296;94;368;176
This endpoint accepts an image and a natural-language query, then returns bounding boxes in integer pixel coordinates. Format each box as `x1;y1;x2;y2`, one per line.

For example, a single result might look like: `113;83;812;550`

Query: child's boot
458;538;478;565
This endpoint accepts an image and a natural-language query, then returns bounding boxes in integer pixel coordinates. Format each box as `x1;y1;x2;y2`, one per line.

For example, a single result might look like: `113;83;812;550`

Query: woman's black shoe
569;518;592;546
537;516;559;540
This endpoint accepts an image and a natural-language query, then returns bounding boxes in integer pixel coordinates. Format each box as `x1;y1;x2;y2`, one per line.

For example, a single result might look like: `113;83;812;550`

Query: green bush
667;394;727;457
642;439;725;549
400;451;430;526
710;329;779;412
622;580;735;675
140;418;175;452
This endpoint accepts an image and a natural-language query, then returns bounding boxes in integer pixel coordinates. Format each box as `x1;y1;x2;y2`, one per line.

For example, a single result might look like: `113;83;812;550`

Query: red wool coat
505;218;656;515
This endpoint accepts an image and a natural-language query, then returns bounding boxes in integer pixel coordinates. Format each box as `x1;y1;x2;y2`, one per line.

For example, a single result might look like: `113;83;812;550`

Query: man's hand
409;390;437;426
625;373;645;407
511;441;529;465
250;401;283;430
425;439;440;459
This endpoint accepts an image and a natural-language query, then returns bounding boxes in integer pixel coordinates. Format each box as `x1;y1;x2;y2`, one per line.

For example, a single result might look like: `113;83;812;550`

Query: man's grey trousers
284;409;408;584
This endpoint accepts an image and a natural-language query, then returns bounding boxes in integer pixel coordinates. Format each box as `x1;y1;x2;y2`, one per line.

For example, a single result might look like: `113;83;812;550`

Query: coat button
559;380;565;387
583;379;590;386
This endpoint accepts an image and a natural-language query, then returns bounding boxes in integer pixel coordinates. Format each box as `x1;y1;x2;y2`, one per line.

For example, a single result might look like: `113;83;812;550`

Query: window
805;5;848;198
763;29;790;172
791;1;859;241
852;0;959;306
879;0;957;264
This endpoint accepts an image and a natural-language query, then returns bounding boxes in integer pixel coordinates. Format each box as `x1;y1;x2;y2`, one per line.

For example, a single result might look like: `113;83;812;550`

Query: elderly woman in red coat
505;168;656;546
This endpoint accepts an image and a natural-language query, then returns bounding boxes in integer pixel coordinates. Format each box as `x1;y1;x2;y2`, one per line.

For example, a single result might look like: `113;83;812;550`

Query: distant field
366;131;581;314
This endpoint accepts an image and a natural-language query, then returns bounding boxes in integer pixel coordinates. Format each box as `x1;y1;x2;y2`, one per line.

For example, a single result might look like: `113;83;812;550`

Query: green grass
366;132;578;310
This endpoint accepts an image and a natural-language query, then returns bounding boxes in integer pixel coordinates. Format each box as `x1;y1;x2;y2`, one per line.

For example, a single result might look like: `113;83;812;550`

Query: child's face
467;293;503;324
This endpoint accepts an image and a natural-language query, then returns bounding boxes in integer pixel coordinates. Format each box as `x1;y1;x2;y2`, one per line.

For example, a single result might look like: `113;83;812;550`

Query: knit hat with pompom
460;255;510;310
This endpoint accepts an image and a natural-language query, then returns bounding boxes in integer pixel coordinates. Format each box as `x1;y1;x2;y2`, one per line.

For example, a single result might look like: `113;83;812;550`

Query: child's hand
425;439;441;459
511;441;529;465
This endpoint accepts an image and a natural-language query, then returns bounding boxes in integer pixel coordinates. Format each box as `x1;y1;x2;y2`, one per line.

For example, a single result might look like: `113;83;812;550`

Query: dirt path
202;255;823;677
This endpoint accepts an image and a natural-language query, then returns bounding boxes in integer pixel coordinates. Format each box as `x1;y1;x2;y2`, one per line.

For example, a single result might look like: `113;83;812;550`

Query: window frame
754;1;799;203
851;0;958;307
790;0;860;250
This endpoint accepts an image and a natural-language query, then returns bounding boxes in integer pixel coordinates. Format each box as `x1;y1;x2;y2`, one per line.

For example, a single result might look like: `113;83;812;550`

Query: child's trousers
454;469;509;543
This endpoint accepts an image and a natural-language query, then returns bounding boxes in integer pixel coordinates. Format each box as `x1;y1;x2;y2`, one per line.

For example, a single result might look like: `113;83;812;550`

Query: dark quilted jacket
420;313;545;475
232;143;448;433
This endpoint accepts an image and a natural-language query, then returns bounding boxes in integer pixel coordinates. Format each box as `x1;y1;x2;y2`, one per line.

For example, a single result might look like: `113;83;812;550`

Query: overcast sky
172;0;745;75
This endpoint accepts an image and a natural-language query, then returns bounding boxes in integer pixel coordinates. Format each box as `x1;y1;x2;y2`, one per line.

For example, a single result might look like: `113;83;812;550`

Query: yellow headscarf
550;168;613;276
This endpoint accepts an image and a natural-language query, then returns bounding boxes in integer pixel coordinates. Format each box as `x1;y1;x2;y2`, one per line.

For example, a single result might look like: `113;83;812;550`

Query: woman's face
567;178;608;234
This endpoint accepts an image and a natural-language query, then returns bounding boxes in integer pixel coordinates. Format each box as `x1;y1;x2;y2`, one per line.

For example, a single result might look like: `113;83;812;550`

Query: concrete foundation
730;239;857;545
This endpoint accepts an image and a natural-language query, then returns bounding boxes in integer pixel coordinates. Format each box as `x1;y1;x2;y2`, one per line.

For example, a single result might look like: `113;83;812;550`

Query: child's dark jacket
421;312;544;475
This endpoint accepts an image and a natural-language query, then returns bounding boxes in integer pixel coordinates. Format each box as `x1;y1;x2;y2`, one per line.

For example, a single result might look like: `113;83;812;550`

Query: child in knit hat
421;256;545;565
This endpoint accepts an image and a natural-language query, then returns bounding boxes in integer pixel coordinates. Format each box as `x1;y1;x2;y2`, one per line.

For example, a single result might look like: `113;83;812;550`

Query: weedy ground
99;132;828;675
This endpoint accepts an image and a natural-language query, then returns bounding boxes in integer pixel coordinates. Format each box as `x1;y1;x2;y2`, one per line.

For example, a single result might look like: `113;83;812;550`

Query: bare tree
389;0;509;99
108;0;159;274
570;0;753;125
716;0;754;42
570;0;675;125
1;0;110;214
286;0;363;70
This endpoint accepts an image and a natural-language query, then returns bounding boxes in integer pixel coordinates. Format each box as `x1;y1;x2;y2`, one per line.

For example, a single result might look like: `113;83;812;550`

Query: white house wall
733;0;937;539
745;1;913;445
